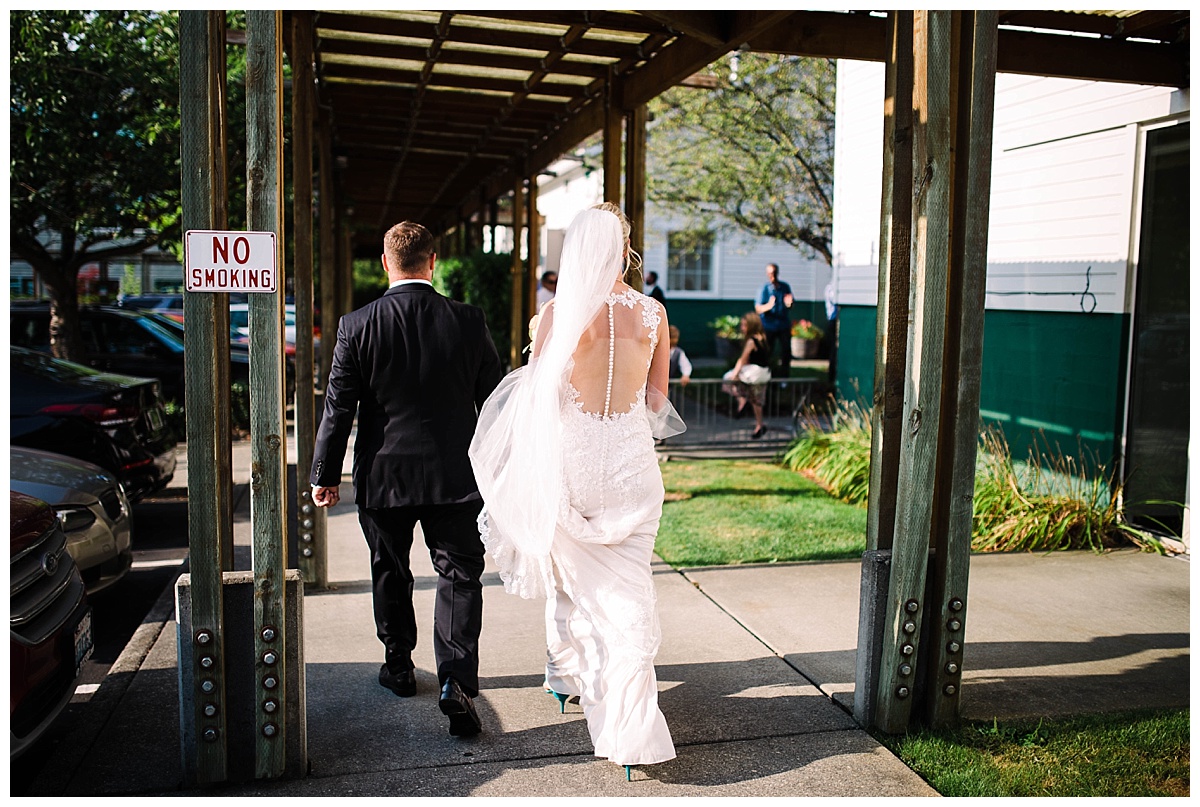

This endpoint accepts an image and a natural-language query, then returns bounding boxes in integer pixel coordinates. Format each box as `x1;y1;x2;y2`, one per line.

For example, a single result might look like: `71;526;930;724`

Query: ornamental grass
782;403;1169;555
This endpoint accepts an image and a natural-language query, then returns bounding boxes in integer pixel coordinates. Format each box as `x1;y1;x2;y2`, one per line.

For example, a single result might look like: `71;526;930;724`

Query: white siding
831;60;1177;313
642;208;829;303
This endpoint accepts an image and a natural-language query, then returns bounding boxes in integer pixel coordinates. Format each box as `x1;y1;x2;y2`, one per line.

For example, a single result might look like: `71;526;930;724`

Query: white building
831;59;1189;535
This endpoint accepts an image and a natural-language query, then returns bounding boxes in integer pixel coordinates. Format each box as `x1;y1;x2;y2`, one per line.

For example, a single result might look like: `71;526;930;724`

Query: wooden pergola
176;9;1190;784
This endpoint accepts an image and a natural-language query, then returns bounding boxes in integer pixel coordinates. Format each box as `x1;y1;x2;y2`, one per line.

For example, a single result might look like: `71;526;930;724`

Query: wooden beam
509;181;525;371
526;176;540;328
179;9;229;783
995;28;1187;87
624;105;646;290
317;108;338;392
316;36;608;79
619;11;794;109
207;11;234;574
245;10;289;776
926;9;997;730
867;11;913;557
638;10;729;47
748;11;889;61
603;69;623;205
291;11;327;590
746;10;1188;87
874;9;954;735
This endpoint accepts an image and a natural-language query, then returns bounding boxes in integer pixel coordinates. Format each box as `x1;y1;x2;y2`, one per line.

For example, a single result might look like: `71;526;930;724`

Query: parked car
118;293;184;322
228;302;322;378
10;448;133;595
10;491;93;760
10;347;178;502
10;302;249;401
144;310;298;399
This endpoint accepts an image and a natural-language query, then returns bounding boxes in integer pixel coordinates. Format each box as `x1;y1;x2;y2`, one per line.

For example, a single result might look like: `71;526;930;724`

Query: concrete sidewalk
28;441;1190;797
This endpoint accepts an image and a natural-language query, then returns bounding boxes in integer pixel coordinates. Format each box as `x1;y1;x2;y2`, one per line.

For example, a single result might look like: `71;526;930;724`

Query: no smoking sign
185;230;278;293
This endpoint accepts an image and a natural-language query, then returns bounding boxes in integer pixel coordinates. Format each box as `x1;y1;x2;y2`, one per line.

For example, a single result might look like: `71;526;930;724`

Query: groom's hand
312;485;340;508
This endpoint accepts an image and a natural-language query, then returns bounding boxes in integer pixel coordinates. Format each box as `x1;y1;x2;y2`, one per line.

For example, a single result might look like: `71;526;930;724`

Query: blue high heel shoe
625;765;633;782
548;689;569;713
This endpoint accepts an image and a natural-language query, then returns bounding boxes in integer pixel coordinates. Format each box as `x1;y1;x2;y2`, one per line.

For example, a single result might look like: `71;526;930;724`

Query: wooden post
488;199;499;253
509;182;525;370
855;9;914;728
179;10;229;782
603;68;623;205
245;10;288;778
925;9;997;728
526;176;540;324
340;219;354;320
873;9;954;734
624;104;647;290
207;11;234;574
290;12;326;589
867;11;914;556
317;111;337;392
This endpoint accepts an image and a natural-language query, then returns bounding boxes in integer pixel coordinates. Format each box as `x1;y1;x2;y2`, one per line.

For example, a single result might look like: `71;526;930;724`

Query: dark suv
10;491;93;759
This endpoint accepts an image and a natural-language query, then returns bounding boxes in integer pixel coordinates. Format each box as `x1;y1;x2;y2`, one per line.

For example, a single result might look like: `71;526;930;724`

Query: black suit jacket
310;283;503;508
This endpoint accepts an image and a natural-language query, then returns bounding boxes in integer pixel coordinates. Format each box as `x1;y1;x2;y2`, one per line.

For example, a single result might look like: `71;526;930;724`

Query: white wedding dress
542;289;675;766
469;207;683;770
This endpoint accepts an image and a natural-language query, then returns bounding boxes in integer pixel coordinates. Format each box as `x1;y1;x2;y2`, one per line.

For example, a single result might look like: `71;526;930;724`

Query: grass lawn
878;709;1190;797
656;458;866;567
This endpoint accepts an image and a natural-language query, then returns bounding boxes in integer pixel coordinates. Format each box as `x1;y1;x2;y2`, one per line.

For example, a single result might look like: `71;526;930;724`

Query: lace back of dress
568;291;657;418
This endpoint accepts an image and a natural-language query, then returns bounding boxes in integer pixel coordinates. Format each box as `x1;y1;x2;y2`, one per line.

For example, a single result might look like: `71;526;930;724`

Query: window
666;231;714;292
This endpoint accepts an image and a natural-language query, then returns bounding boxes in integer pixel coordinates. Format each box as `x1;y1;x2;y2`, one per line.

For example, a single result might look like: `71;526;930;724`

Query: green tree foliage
647;53;836;264
11;11;182;359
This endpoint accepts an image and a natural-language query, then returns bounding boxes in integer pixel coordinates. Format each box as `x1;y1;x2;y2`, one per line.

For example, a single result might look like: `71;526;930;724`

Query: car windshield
133;315;185;351
11;347;104;382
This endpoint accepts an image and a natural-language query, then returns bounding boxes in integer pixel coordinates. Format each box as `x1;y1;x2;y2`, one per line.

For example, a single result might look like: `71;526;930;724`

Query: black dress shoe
439;678;481;737
379;664;416;697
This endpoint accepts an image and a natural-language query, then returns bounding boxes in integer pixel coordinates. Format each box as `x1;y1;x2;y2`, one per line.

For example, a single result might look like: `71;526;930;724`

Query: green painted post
179;10;228;783
874;10;954;734
245;9;288;779
927;10;998;728
290;12;327;589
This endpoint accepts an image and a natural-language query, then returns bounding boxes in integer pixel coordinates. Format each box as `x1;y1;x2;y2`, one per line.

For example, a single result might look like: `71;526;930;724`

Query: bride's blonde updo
590;201;643;280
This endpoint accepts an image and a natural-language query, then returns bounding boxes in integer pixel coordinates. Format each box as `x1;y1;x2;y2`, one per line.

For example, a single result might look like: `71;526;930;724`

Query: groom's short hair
384;221;434;275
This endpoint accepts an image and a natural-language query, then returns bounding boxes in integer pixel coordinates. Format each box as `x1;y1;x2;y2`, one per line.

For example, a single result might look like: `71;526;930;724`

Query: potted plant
708;314;743;361
791;319;824;359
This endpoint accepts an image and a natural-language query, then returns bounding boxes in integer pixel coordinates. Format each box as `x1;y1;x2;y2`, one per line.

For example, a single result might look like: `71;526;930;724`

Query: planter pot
715;336;743;361
791;337;819;359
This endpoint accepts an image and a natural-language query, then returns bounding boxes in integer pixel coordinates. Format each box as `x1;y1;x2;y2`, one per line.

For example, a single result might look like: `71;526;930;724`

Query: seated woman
721;312;772;438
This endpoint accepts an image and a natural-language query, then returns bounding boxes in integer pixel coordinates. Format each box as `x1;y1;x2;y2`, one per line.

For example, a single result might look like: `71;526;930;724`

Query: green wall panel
836;304;1128;464
662;297;830;359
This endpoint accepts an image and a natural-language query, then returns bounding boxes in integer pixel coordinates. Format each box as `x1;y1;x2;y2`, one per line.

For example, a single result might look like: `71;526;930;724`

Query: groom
310;221;502;737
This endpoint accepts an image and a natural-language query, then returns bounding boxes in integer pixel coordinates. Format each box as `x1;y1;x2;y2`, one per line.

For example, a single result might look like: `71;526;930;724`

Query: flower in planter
791;319;824;340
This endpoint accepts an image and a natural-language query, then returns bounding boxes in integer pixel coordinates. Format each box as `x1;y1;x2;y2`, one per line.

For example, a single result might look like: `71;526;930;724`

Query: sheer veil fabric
468;207;684;599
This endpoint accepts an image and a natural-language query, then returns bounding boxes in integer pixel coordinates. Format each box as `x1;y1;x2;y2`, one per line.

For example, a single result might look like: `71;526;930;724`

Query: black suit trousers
357;500;486;697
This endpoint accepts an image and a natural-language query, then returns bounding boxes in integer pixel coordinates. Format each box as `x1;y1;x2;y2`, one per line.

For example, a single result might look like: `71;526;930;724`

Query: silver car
10;447;133;595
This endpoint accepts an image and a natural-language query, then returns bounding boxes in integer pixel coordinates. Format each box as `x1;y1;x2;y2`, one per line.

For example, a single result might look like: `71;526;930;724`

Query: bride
469;203;685;779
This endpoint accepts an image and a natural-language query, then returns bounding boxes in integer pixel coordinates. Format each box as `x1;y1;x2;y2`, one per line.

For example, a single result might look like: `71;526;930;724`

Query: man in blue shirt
755;262;794;378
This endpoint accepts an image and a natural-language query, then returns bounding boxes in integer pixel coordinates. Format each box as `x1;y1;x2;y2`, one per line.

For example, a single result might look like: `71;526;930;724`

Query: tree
11;11;182;360
647;52;835;264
